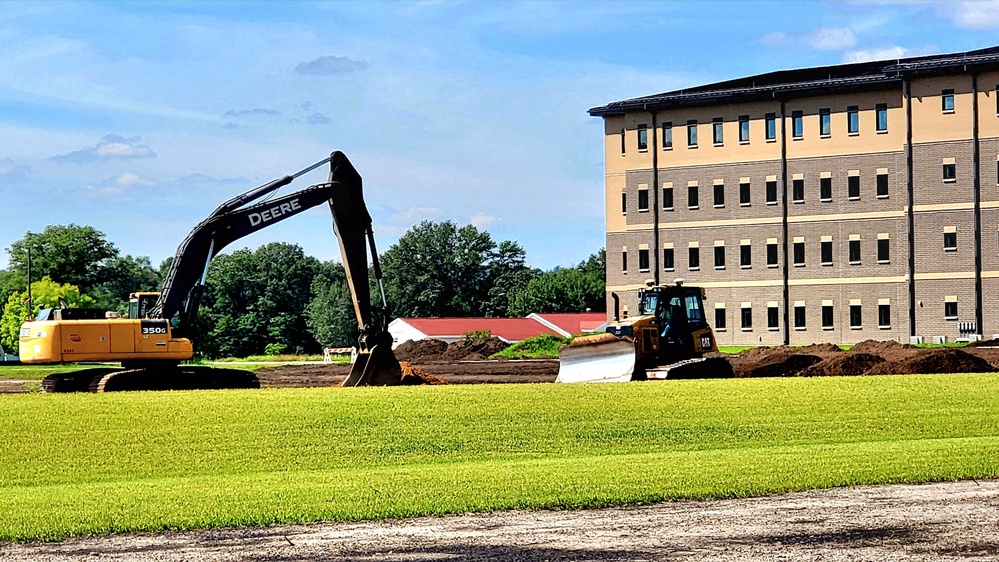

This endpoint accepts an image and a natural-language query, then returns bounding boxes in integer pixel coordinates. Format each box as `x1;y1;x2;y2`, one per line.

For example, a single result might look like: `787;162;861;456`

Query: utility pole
25;247;31;320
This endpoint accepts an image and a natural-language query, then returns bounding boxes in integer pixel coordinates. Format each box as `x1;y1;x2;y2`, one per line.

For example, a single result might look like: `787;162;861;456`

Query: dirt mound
865;348;996;375
800;353;886;377
797;343;842;355
849;339;915;358
398;362;447;385
441;337;508;361
972;338;999;347
735;351;823;378
395;339;450;362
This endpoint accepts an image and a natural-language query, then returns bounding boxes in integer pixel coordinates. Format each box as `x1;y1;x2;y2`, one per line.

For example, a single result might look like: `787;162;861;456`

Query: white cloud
842;44;937;63
949;0;999;29
808;27;857;51
88;171;154;195
0;158;30;183
388;206;448;225
294;55;368;75
759;32;792;47
469;213;499;229
50;134;156;163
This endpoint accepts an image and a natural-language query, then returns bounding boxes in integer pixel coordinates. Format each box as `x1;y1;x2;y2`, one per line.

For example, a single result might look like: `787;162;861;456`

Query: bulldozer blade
341;343;403;387
556;337;637;383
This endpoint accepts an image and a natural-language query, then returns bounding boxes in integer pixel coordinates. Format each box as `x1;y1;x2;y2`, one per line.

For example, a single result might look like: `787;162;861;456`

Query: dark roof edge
590;45;999;117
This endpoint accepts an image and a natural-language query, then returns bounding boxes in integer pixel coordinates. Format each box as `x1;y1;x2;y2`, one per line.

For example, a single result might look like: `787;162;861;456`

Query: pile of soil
729;339;997;378
395;337;508;362
866;348;995;376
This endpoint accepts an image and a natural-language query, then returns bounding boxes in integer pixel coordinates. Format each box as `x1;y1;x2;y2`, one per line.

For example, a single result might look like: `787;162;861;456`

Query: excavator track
42;366;259;393
644;356;734;380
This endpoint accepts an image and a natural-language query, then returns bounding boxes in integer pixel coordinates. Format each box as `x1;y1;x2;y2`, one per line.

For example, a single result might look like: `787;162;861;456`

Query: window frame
766;243;779;268
688;247;700;270
943;163;957;182
875;103;888;132
820;177;832;201
765;113;777;141
738;115;750;143
621;250;628;273
637;125;648;151
944;231;958;251
741;307;753;331
687;120;698;147
620;128;626;154
944;301;958;320
688;185;699;210
739;182;751;206
849;304;862;329
621;192;627;214
820;240;833;266
712;118;724;146
637;188;649;212
713;183;725;208
793;305;806;330
638;248;650;272
848;239;862;264
791;110;803;139
714;245;726;270
878;303;891;329
767;306;779;331
740;243;752;269
792;178;804;203
848;175;861;200
876;173;889;198
821;305;834;330
662;122;673;150
715;307;727;331
819;108;831;137
877;238;890;263
765;180;778;205
663;187;674;211
942;89;955;113
847;105;859;135
663;248;675;271
792;241;805;267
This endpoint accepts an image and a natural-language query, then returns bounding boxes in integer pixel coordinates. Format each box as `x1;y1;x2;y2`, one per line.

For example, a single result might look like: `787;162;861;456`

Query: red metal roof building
388;313;607;349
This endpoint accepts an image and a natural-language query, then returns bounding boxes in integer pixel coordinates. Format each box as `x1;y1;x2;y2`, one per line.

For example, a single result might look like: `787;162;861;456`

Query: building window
942;89;955;113
848;175;861;200
638;249;650;271
621;192;627;214
767;306;779;330
878;304;891;329
822;305;834;330
943;163;957;182
792;110;803;139
820;240;833;265
622;251;628;273
877;238;890;263
620;129;626;154
739;182;751;206
662;122;673;149
876;103;888;132
713;184;725;207
741;307;753;331
739;115;750;143
715;307;726;331
767;243;778;267
819;108;831;137
945;301;958;320
663;248;675;271
820;177;832;201
944;231;957;251
637;126;648;151
876;173;889;197
794;305;806;330
687;120;698;147
793;241;805;266
688;186;699;209
688;247;700;270
740;243;752;268
713;118;724;145
663;187;674;210
714;245;726;269
849;239;861;264
792;178;804;202
847;105;859;134
766;180;778;205
637;188;649;212
850;304;862;329
765;113;776;141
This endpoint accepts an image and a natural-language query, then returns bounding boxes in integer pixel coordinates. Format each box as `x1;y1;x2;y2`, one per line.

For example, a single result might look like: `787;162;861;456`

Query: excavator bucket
556;333;637;383
341;343;403;386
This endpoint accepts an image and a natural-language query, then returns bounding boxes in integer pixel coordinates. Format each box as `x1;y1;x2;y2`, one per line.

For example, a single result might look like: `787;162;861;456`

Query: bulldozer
19;151;402;392
556;279;733;383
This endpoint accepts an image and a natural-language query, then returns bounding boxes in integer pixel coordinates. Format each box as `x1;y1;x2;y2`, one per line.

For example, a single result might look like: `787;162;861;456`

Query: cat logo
68;334;82;342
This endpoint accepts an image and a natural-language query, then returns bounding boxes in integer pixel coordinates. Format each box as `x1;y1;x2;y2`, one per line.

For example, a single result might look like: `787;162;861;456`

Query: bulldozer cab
638;285;708;354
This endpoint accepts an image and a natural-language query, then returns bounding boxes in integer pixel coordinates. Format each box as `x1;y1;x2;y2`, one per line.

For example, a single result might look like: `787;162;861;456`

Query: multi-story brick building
589;46;999;345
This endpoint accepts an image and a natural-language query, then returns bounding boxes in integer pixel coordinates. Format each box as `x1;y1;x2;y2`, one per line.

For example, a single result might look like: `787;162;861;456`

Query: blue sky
1;1;998;271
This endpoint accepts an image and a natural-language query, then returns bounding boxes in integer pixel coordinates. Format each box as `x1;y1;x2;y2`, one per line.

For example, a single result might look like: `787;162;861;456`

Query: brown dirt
865;348;996;376
396;337;509;362
398;362;447;385
253;359;558;388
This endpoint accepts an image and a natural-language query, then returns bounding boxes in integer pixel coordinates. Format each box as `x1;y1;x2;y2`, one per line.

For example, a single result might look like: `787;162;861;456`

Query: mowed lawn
2;374;999;541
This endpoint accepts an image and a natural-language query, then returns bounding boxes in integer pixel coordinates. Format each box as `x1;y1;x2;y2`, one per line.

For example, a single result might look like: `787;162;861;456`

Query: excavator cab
128;293;160;320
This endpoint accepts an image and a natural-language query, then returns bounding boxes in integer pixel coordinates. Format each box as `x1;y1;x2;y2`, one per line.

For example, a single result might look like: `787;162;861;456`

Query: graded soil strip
3;480;997;561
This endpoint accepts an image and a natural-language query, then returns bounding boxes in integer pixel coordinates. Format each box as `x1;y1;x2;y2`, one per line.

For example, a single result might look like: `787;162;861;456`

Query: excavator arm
154;150;401;386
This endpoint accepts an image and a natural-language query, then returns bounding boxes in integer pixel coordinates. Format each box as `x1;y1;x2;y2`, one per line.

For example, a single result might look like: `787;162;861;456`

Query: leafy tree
305;262;359;348
200;243;321;358
90;255;161;311
482;240;537;317
577;249;606;280
0;277;95;351
380;220;496;317
6;224;118;292
508;267;604;316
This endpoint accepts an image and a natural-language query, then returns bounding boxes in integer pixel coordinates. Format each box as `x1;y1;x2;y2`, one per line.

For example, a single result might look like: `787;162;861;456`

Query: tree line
0;221;605;356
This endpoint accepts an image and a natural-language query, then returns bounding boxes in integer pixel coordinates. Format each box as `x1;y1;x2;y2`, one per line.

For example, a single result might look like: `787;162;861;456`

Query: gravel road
3;480;998;561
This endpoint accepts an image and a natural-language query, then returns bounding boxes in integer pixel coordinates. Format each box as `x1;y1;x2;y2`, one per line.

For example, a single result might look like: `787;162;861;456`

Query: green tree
380;220;496;317
508;267;604;316
577;249;606;280
482;240;538;317
90;255;161;311
305;262;359;348
6;224;118;292
201;243;322;358
0;276;95;351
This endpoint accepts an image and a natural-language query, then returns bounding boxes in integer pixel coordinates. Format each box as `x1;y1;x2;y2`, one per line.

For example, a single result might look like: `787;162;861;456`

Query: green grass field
1;374;998;542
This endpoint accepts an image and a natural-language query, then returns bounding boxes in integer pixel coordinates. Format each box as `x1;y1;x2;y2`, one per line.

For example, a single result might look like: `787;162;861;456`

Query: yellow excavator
556;279;733;382
19;151;402;392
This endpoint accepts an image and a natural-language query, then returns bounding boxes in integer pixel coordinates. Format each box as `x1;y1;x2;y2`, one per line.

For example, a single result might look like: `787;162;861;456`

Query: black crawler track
41;366;259;393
